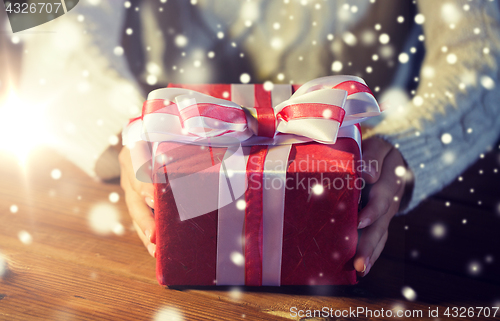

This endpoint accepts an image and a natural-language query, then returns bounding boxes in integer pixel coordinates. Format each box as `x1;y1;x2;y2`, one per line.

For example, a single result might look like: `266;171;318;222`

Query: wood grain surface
1;145;499;321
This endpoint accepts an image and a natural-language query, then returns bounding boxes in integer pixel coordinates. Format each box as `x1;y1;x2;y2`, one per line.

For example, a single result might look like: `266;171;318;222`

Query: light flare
0;90;50;163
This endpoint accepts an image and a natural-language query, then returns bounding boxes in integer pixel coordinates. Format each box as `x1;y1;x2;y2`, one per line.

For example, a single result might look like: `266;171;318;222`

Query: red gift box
123;78;381;286
153;138;361;286
138;82;378;286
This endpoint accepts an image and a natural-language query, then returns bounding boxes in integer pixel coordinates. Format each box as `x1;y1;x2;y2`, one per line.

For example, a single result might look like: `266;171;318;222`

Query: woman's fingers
363;231;388;276
120;147;156;244
355;191;400;274
124;186;156;243
361;137;393;184
354;208;393;273
133;221;156;257
358;148;405;229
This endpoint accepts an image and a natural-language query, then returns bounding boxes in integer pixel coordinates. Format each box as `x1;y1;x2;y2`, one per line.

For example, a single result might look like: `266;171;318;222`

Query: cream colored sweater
15;0;500;212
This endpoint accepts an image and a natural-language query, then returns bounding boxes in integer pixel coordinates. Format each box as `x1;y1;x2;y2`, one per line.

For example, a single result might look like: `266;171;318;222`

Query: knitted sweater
367;0;500;211
14;0;500;213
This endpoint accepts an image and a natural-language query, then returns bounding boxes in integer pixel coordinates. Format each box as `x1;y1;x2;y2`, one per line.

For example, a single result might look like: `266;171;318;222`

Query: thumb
361;137;394;184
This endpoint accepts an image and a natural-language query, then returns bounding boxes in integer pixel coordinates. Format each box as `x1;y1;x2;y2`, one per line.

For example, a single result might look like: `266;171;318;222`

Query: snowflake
414;13;425;25
446;53;457;64
431;223;446;239
174;35;188;48
441;133;452;144
379;33;390;44
240;73;251;84
480;76;495;90
331;61;343;72
399;53;409;64
402;286;417;301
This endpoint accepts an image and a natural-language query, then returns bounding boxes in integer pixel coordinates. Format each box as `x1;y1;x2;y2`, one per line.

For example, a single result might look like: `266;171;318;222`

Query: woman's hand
119;146;156;257
354;137;410;276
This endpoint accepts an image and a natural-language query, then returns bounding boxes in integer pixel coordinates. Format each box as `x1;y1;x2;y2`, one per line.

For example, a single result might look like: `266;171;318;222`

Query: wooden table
1;145;499;321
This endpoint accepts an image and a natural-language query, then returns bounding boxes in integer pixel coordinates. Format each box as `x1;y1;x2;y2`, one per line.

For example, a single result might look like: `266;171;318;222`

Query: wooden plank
0;149;285;321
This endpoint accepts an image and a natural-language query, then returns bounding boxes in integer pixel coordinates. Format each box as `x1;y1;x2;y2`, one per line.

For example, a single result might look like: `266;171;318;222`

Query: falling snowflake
146;75;158;85
441;3;461;23
263;81;274;91
402;286;417;301
342;32;357;46
412;95;424;106
414;13;425;25
431;223;446;239
155;307;183;321
468;261;482;276
113;46;124;56
312;184;324;195
398;53;409;64
236;199;246;211
442;151;456;164
379;33;390;44
395;166;406;177
18;231;33;245
441;133;453;144
480;76;495;90
271;37;283;49
229;287;243;300
10;204;18;213
230;251;245;266
446;53;457;64
175;35;188;48
240;73;251;84
331;61;343;72
109;192;120;203
51;169;62;180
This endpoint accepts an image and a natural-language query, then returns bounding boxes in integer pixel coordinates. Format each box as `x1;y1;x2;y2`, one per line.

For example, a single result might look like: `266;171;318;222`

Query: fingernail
364;263;372;276
358;218;371;229
361;264;366;273
363;168;375;178
145;197;154;208
145;229;151;241
147;243;156;257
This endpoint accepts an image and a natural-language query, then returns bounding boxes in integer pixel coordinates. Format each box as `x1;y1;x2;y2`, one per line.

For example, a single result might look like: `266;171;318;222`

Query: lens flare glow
0;91;49;163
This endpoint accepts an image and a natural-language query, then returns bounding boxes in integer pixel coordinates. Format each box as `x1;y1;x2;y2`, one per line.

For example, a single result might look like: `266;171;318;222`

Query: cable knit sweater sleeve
366;0;500;212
